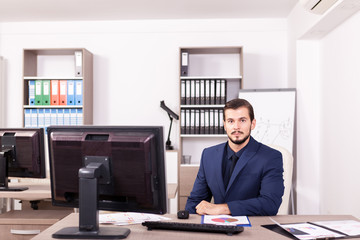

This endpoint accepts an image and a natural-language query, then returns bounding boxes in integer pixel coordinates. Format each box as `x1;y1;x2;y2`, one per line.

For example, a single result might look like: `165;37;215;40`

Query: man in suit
185;98;284;216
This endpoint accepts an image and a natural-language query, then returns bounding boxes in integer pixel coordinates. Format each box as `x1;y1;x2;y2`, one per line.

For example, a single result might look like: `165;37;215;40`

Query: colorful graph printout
202;215;251;226
212;217;239;224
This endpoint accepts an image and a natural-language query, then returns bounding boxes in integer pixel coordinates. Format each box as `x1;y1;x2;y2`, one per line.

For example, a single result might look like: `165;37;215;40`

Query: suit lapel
226;137;259;192
213;143;226;198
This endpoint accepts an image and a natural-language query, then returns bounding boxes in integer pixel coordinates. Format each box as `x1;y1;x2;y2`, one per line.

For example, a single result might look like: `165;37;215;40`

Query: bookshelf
178;47;243;210
0;56;4;127
22;48;93;129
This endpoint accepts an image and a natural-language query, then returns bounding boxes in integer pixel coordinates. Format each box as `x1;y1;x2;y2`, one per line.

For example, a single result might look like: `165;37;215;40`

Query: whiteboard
238;89;296;154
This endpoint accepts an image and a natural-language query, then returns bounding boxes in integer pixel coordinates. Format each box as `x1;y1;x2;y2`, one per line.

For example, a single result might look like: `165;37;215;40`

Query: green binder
34;80;43;105
42;80;51;105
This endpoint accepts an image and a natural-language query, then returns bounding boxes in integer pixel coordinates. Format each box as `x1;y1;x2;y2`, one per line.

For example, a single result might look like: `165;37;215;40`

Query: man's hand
195;200;231;215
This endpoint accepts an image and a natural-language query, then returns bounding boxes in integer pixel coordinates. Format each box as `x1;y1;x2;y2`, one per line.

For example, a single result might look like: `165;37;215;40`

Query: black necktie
224;154;239;189
229;154;239;177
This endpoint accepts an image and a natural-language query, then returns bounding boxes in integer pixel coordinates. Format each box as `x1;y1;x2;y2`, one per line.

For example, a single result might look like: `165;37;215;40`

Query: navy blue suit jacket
185;137;284;216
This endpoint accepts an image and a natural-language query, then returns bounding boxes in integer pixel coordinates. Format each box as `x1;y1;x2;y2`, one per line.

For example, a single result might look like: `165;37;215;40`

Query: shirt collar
226;141;248;160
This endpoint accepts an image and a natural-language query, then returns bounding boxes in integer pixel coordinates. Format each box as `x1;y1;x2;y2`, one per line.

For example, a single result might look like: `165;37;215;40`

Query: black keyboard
142;221;244;236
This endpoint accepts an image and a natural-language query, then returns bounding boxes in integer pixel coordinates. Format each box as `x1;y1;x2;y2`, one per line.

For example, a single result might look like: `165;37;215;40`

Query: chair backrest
267;144;293;215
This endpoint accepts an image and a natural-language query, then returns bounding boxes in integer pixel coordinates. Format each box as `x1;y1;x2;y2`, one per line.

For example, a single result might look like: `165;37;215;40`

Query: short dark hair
223;98;255;121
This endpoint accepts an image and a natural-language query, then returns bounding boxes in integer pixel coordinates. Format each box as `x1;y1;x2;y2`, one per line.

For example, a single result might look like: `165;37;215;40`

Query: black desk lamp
160;100;179;150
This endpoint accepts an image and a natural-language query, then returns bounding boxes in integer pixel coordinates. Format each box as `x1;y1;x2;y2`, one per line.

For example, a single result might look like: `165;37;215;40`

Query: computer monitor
47;126;167;239
0;128;46;191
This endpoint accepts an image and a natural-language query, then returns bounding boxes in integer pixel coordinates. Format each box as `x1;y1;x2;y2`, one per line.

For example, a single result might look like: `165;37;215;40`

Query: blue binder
37;109;45;128
75;80;83;106
24;109;31;127
67;80;75;105
57;109;64;125
44;109;51;127
30;109;38;127
51;109;57;125
70;109;77;125
28;80;35;105
76;109;83;125
63;109;70;125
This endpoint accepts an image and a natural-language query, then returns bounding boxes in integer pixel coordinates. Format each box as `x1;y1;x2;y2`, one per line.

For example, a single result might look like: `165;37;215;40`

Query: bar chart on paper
202;215;251;226
212;217;239;223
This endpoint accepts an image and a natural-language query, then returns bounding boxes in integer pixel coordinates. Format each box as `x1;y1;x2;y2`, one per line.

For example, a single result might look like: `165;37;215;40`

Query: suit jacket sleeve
185;139;284;216
185;150;212;214
226;147;284;216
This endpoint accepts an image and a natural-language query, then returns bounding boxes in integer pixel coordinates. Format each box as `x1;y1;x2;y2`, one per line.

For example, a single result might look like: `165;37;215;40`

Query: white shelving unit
22;48;93;128
178;46;243;210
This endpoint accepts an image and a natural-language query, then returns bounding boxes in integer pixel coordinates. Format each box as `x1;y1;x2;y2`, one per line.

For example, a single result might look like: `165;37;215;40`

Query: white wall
0;19;289;149
319;12;360;217
0;56;4;127
2;7;360;218
289;1;360;217
296;40;322;214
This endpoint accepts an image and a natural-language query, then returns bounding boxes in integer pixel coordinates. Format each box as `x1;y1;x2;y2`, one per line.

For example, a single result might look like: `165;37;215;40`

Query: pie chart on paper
211;217;239;224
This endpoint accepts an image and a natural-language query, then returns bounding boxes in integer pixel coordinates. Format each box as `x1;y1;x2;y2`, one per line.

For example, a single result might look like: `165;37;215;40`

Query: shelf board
24;105;82;109
181;104;224;108
24;77;83;80
181;47;242;54
181;134;227;138
180;76;242;80
24;48;84;55
180;164;200;167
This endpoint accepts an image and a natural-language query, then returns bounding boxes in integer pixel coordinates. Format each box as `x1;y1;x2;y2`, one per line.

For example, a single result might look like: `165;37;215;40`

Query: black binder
181;51;188;76
181;80;186;105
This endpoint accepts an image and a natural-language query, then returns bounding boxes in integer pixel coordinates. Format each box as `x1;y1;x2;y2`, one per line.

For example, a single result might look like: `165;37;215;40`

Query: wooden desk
31;213;359;240
1;182;177;201
0;182;51;201
0;182;177;211
0;210;71;240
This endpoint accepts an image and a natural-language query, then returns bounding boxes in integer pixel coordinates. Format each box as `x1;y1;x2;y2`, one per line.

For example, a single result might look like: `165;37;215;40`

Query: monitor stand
0;150;28;192
52;157;130;239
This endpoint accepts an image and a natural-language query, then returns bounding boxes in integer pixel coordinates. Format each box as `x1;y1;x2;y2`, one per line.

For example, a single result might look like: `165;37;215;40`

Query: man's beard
228;130;251;145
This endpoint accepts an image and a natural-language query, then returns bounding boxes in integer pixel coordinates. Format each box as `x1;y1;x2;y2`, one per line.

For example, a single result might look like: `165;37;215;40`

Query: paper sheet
99;212;171;226
201;215;251;226
279;222;345;240
311;220;360;237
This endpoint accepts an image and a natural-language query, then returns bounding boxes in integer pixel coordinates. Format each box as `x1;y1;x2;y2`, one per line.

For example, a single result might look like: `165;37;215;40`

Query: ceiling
0;0;298;22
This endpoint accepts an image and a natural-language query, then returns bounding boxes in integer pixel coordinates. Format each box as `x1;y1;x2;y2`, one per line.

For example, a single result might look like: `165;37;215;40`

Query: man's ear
251;119;256;130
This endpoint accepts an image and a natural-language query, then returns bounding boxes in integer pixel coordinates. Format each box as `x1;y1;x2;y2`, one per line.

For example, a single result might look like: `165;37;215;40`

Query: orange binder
51;80;59;105
59;80;67;105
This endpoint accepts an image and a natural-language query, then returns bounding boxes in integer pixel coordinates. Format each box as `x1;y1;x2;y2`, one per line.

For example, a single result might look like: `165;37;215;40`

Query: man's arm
195;151;283;216
195;201;231;215
226;151;284;216
185;151;212;213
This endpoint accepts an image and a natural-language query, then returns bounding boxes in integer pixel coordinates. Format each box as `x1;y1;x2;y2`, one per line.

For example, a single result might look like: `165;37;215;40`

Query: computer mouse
177;210;189;219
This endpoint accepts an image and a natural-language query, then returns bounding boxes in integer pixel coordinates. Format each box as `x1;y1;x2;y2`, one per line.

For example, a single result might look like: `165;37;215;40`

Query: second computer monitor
0;128;46;191
47;125;167;214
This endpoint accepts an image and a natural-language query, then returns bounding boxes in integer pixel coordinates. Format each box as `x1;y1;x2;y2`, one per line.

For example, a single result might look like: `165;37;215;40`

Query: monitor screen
0;128;46;191
47;126;167;239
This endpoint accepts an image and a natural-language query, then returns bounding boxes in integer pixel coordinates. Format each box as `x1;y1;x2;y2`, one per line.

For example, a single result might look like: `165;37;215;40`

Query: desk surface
0;182;178;201
31;213;359;240
0;182;51;201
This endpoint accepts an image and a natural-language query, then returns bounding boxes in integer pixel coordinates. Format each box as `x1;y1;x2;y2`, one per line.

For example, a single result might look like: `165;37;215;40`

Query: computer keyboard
142;221;244;236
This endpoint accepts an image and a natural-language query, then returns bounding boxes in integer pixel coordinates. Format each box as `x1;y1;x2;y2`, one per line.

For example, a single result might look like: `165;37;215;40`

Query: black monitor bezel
47;125;168;214
0;127;46;179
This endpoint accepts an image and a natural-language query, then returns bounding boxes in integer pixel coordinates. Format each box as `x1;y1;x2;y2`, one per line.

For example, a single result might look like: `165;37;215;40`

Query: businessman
185;98;284;216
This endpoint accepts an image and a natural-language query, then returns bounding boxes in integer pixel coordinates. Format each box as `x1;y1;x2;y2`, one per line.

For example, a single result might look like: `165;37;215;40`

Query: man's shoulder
203;142;227;153
249;137;281;156
257;142;282;159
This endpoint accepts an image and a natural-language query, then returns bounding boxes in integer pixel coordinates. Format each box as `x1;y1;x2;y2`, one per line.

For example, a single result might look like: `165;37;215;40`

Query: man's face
223;107;256;146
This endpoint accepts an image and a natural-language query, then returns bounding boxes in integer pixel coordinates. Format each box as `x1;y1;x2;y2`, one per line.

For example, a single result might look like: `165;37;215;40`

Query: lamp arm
166;114;174;150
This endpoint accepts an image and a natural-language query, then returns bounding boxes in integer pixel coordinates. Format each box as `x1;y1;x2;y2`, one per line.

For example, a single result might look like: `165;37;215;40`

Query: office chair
267;144;294;215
